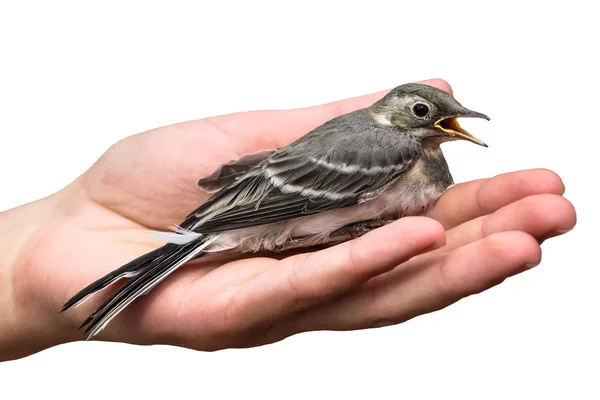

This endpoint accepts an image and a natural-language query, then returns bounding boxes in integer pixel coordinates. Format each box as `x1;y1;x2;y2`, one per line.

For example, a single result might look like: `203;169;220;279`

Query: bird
61;83;490;339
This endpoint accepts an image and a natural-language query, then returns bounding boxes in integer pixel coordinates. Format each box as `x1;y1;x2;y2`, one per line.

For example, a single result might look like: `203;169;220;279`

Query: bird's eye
412;103;430;118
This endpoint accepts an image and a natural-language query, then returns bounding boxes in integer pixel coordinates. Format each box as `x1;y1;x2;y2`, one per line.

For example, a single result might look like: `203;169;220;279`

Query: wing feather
181;117;421;234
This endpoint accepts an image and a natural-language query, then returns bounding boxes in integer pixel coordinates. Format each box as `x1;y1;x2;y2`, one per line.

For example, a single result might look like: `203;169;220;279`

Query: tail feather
62;236;217;339
76;244;181;329
60;246;171;313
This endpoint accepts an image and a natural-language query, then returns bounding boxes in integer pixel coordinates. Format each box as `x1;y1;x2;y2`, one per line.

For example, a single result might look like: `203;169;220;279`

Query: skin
0;79;576;362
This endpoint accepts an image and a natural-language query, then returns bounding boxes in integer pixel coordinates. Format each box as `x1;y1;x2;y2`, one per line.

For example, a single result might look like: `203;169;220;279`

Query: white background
0;1;598;399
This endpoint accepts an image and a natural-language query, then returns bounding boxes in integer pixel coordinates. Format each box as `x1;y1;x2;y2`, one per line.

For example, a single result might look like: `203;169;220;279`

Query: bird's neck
420;142;454;189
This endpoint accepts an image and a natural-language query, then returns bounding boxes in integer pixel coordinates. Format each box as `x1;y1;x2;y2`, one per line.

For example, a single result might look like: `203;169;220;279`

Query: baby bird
61;83;489;339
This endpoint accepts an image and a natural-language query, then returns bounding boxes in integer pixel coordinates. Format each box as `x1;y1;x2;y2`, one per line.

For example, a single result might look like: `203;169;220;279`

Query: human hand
0;79;576;361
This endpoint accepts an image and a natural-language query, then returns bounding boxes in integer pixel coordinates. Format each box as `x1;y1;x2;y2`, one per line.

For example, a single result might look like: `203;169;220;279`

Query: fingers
272;231;540;337
441;194;576;252
426;168;566;229
228;217;445;331
435;231;541;300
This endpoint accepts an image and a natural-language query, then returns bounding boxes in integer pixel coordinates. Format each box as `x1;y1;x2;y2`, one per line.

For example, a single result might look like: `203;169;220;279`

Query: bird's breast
377;149;453;219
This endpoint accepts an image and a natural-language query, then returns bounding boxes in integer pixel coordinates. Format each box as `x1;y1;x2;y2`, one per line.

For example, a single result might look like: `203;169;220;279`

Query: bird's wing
181;124;420;233
197;149;276;193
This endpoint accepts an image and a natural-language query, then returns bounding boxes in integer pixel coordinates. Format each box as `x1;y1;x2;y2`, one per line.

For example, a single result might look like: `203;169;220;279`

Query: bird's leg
275;219;396;252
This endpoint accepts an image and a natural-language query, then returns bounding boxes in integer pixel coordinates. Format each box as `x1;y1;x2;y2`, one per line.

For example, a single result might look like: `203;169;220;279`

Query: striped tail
61;236;216;340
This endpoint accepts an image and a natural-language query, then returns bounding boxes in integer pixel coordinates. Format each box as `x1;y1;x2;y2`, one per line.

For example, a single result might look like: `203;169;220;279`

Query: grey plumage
62;83;489;339
188;110;420;234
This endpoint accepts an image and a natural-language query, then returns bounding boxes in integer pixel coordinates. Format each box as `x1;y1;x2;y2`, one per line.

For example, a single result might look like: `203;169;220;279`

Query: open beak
434;109;490;147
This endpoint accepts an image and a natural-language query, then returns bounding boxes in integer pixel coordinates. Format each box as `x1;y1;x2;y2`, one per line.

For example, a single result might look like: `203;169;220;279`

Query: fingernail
538;225;576;244
525;261;541;269
556;226;575;234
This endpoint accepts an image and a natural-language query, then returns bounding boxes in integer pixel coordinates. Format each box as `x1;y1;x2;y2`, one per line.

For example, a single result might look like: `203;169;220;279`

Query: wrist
0;191;77;361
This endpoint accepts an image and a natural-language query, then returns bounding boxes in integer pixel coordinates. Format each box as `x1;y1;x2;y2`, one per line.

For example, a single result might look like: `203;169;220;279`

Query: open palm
15;79;575;355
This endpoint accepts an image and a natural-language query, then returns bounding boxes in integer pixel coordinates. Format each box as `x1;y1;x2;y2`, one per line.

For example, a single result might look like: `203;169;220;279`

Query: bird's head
370;83;489;147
